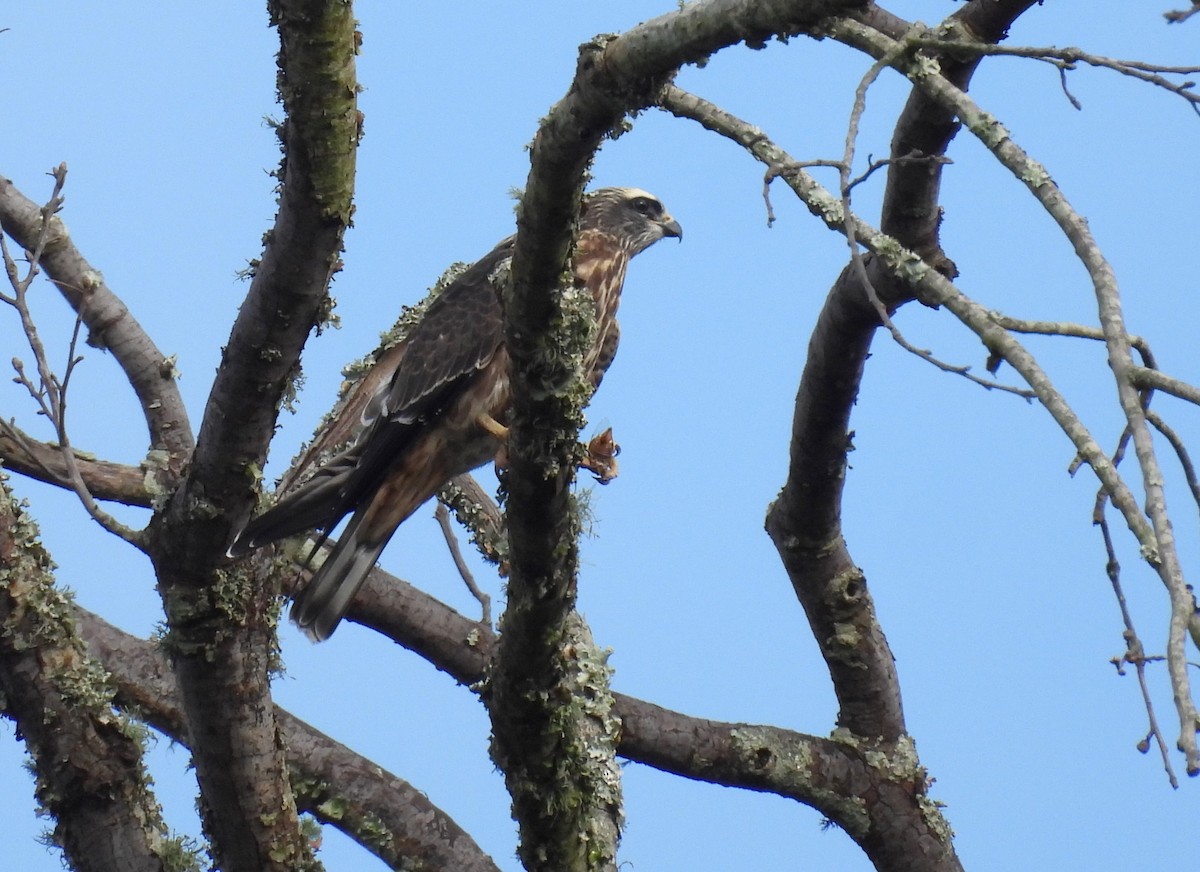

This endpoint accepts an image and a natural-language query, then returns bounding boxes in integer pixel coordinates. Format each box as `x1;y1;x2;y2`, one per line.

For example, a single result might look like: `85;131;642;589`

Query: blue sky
2;2;1198;870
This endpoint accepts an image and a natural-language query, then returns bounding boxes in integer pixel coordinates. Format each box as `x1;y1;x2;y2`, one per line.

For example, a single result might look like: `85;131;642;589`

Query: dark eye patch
630;196;659;216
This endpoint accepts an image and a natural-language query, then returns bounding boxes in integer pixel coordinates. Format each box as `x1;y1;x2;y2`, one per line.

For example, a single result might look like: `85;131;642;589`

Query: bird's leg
581;427;620;484
477;412;509;441
480;413;618;482
478;412;511;471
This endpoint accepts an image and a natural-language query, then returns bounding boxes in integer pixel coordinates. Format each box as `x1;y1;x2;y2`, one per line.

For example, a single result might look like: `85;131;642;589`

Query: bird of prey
229;187;681;641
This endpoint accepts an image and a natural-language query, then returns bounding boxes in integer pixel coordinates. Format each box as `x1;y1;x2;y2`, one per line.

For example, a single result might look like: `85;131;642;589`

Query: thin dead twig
438;473;506;568
672;86;1033;399
836;47;1034;399
0;165;141;545
1145;409;1200;521
990;314;1154;363
831;13;1199;778
910;33;1200;115
1165;3;1200;25
434;502;492;626
844;152;952;195
1097;514;1179;788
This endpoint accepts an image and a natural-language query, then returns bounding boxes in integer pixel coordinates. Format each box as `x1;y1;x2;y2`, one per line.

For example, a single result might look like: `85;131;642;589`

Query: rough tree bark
1;2;1196;871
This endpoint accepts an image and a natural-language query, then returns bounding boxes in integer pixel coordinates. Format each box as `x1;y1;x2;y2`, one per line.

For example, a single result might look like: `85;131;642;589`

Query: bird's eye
630;196;657;216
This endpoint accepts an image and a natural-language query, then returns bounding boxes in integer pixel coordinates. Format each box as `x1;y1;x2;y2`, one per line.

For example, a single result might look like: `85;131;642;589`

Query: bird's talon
582;427;620;484
477;412;510;441
493;441;509;473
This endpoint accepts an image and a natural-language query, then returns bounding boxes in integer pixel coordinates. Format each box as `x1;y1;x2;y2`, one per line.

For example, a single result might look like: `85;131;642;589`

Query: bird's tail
290;509;388;642
227;455;357;558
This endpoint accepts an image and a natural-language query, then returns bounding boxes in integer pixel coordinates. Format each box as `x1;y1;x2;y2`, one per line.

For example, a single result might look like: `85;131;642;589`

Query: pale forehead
610;186;658;202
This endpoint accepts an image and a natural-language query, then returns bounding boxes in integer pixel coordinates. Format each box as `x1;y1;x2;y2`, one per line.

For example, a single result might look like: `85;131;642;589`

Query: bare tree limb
0;167;142;543
0;473;188;872
309;553;959;872
991;313;1152;354
498;5;874;868
1164;2;1200;24
0;421;150;506
1130;366;1200;407
80;558;930;868
0;173;193;481
179;0;361;548
861;0;1042;263
831;23;1032;396
75;606;503;872
829;13;1199;776
761;96;1159;566
902;36;1200;114
140;3;362;869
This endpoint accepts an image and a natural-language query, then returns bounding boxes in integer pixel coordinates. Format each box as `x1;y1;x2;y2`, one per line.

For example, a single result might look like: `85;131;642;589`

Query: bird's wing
228;237;513;555
334;238;511;505
364;236;512;431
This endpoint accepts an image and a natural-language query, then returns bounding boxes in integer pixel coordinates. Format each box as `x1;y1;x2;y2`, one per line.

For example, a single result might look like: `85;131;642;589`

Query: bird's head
581;187;682;255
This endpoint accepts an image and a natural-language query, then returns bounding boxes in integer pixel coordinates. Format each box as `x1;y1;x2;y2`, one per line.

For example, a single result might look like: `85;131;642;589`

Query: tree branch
74;606;503;872
497;4;872;868
666;62;1158;580
0;421;151;507
0;173;194;480
140;3;362;869
0;168;143;543
0;474;188;872
861;0;1042;263
1164;2;1200;24
332;552;967;871
178;0;361;552
830;13;1200;776
88;540;960;872
1130;366;1200;407
903;36;1200;114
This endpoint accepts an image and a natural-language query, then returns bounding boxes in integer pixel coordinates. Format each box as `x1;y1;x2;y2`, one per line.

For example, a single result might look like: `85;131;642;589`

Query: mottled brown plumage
229;187;680;640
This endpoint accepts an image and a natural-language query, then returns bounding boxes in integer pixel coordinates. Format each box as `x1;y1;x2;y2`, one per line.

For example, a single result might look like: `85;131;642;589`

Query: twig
0;166;141;545
1;172;195;466
662;84;1149;537
844;152;952;195
434;502;492;626
762;160;844;227
990;313;1152;356
1086;401;1200;775
1129;366;1200;407
1165;3;1200;24
1056;63;1083;111
994;313;1166;384
664;53;1200;771
834;47;1036;399
1145;409;1200;520
676;87;1034;399
907;32;1200;115
438;473;506;568
831;12;1200;778
1097;513;1179;788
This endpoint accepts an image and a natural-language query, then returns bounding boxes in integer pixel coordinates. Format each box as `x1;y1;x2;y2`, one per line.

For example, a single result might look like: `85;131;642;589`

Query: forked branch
829;14;1198;775
0;167;141;544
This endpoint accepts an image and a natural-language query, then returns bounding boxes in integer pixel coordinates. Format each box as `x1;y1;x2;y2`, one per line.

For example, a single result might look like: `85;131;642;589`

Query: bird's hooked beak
659;214;683;242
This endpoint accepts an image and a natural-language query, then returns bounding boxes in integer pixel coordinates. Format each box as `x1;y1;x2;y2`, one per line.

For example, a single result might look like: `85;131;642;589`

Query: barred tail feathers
226;465;352;558
289;510;389;642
